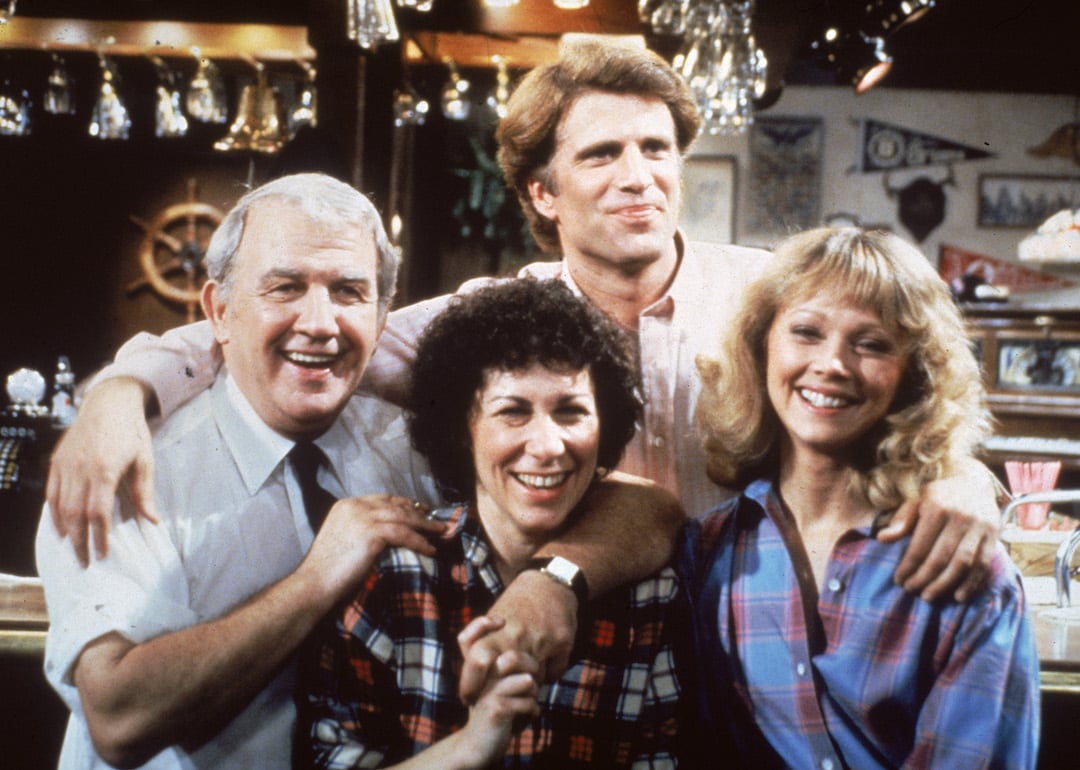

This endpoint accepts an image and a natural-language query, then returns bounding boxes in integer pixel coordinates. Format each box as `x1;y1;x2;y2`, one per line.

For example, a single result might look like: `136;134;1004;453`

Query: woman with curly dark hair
298;278;685;769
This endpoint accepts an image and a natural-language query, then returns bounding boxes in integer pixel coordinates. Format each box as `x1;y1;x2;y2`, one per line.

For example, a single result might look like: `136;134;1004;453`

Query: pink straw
1005;460;1062;529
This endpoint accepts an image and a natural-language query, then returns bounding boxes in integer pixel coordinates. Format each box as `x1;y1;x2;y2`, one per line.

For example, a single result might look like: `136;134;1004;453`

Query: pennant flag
855;118;995;173
939;243;1075;292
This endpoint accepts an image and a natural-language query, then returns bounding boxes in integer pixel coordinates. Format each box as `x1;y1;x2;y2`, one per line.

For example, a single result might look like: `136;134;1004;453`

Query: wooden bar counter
0;575;47;657
5;570;1080;687
3;569;1077;767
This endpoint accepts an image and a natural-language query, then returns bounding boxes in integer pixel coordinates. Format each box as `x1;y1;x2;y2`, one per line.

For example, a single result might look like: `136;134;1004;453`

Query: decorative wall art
850;118;997;242
853;117;994;173
938;243;1075;293
1027;122;1080;166
680;155;736;244
883;167;955;243
978;174;1080;228
747;116;823;237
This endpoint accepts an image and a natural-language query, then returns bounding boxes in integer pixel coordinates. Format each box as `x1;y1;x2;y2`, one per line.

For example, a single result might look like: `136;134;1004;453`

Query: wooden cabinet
966;304;1080;471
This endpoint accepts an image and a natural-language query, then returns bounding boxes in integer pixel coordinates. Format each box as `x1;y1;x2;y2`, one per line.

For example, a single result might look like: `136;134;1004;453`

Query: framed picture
681;155;737;244
977;174;1080;228
747;116;824;237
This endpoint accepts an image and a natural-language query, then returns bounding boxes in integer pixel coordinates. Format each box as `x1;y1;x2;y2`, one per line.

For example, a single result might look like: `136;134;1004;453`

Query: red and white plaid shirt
297;504;685;769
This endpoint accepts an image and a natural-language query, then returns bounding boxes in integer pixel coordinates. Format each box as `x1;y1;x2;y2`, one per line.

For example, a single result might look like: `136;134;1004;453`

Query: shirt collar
742;476;885;538
214;372;347;496
214;373;294;495
430;504;503;593
549;231;687;321
441;504;492;566
310;410;353;494
661;229;709;308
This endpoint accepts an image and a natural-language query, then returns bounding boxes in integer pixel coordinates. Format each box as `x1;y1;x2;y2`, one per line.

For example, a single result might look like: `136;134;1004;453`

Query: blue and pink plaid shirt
298;504;684;769
681;478;1040;770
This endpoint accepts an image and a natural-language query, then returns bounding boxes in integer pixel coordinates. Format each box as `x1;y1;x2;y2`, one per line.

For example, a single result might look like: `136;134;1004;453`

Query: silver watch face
544;555;581;584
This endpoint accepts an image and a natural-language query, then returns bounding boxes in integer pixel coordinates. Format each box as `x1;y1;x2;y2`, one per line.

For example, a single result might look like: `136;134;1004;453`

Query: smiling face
765;292;909;465
528;91;681;276
469;363;600;559
203;198;382;439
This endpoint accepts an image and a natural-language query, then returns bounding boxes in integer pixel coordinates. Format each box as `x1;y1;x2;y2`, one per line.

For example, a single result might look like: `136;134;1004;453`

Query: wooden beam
476;0;640;36
0;17;314;61
404;31;558;69
403;30;645;69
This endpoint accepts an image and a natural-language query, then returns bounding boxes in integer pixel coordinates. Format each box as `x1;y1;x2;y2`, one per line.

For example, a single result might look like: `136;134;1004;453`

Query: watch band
525;555;589;605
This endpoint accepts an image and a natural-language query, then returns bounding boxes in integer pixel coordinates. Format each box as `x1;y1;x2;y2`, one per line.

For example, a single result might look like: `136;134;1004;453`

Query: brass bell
214;70;284;154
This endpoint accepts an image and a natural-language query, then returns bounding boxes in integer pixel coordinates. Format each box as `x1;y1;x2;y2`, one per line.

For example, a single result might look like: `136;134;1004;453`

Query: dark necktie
289;441;337;532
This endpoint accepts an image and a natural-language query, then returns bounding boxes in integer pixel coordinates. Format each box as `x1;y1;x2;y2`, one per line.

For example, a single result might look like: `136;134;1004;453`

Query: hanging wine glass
44;54;76;116
673;3;720;120
485;56;511;120
673;0;766;136
151;57;189;138
0;0;18;25
347;0;400;51
649;0;689;36
288;61;318;140
185;48;228;124
397;0;434;13
0;78;31;136
393;83;429;127
638;0;658;23
89;56;131;140
440;59;471;121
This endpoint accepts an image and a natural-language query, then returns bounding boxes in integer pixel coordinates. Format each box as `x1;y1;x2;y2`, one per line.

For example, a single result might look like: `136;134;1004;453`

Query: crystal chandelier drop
397;0;435;12
650;0;767;136
347;0;400;50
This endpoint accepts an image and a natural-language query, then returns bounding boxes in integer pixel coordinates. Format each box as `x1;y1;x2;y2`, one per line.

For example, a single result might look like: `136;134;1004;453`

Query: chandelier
643;0;767;136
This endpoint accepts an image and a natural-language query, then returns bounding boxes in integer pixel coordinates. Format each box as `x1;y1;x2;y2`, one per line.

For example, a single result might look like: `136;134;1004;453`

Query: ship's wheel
127;179;224;322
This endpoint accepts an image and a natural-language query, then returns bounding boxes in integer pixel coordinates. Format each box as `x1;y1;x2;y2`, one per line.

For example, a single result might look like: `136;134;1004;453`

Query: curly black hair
407;278;643;501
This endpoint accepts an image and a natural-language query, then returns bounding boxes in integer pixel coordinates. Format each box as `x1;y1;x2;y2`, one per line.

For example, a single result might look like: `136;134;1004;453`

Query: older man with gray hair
36;173;443;770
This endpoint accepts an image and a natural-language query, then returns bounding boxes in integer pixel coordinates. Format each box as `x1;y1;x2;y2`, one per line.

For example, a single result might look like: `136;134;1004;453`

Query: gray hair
204;173;399;322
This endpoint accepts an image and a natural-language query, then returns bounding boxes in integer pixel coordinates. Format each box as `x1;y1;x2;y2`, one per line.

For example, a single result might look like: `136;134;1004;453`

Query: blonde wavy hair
696;227;991;511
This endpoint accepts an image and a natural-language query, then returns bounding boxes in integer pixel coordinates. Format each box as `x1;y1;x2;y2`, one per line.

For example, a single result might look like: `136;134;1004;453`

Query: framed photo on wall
978;174;1080;228
747;116;824;237
681;155;737;244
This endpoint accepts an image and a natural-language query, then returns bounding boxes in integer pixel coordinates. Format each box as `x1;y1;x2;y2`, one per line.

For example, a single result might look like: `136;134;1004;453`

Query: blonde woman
683;227;1039;769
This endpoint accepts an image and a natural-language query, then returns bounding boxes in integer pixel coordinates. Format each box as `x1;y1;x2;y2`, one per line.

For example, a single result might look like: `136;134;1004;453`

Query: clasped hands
456;569;578;707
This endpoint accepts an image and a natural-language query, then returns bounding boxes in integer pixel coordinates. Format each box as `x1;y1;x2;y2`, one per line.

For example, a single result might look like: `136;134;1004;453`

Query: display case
966;300;1080;471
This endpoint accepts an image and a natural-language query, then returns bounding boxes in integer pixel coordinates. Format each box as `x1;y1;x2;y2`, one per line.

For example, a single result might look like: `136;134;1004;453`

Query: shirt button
796;662;807;676
651;436;666;448
827;577;843;592
821;759;835;770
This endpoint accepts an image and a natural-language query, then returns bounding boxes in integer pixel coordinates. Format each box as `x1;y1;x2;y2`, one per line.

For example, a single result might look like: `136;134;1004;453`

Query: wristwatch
525;555;589;604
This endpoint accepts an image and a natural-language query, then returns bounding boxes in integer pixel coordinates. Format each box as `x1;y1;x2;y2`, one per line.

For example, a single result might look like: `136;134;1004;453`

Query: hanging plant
448;135;536;256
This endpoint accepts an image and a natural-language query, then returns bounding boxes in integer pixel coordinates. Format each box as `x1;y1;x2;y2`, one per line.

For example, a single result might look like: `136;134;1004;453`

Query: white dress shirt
36;372;438;770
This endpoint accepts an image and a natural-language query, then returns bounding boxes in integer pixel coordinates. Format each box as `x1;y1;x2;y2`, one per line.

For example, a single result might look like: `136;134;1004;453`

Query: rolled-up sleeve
35;502;196;710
